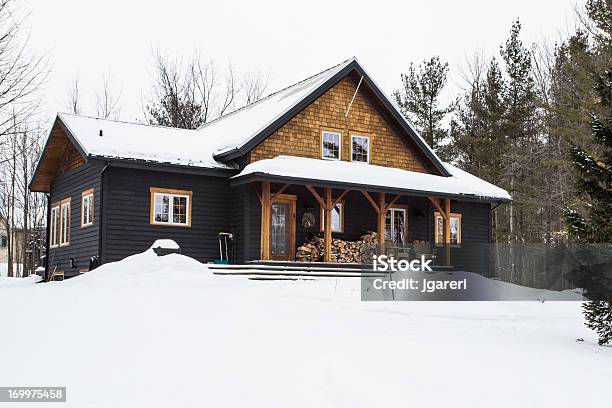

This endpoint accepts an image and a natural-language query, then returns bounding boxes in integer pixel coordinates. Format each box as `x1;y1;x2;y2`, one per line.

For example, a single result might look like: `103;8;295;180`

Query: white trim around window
434;211;462;245
321;130;341;160
150;187;193;227
350;134;370;163
81;189;94;227
59;198;71;246
50;204;60;248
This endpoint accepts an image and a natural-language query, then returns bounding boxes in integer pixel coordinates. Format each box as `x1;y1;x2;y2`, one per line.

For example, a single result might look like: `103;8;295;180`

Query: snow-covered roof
48;57;449;178
53;58;356;169
198;58;355;155
57;113;232;169
233;156;511;202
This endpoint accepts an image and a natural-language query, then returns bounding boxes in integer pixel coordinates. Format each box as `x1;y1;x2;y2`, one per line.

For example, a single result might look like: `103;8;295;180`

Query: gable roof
200;57;450;175
32;57;454;192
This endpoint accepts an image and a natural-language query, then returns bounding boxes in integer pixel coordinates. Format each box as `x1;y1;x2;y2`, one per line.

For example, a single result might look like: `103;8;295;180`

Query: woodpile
295;231;378;263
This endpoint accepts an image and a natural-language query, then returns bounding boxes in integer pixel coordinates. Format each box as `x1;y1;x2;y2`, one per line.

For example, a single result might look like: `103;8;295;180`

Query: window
385;206;407;245
50;198;70;248
434;212;462;245
1;235;7;248
320;202;344;233
321;131;341;160
150;187;192;227
50;204;60;247
60;200;71;246
351;135;370;163
81;189;94;227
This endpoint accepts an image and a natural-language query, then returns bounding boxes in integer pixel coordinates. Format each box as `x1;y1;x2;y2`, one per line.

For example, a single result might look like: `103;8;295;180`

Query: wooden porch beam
443;198;451;244
271;183;290;202
305;185;326;209
251;183;262;204
361;191;380;214
377;192;386;254
384;194;402;212
260;181;271;260
323;187;333;262
331;189;351;208
428;196;446;219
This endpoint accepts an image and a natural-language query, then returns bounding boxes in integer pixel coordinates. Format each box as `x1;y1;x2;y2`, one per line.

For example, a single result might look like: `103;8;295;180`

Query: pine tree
393;56;452;158
565;69;612;346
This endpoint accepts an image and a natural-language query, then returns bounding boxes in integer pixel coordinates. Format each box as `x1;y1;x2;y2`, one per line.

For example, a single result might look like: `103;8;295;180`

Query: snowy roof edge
232;155;511;203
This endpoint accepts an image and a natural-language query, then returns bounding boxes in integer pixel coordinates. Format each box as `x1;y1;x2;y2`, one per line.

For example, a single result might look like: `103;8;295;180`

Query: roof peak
197;57;357;130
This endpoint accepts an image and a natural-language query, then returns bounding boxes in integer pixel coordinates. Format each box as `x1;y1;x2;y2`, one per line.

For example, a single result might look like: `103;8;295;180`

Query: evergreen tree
564;70;612;346
393;56;452;158
499;19;540;242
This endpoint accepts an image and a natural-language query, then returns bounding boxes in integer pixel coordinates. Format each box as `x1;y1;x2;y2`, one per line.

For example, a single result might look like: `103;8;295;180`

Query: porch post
260;181;271;260
443;198;451;266
324;187;333;262
378;192;386;255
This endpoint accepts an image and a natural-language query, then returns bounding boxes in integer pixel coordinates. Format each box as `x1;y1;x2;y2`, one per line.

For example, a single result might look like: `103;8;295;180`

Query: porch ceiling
231;156;511;203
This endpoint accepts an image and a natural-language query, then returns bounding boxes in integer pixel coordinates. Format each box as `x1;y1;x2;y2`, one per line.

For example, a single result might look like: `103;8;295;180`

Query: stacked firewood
295;232;378;263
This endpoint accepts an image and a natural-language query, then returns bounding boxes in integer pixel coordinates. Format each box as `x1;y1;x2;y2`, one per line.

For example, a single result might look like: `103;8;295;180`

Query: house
30;57;510;279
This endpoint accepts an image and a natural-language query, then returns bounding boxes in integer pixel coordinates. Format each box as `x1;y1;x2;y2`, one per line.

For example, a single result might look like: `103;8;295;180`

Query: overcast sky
24;0;584;124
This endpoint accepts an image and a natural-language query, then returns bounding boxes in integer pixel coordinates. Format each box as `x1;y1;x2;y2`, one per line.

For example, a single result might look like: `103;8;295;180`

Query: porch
229;156;511;266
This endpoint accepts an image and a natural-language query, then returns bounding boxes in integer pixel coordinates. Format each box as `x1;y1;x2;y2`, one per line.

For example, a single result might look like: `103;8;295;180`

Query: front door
270;195;296;260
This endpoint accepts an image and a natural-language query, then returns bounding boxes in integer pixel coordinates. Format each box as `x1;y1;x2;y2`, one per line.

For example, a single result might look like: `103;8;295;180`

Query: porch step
209;263;388;278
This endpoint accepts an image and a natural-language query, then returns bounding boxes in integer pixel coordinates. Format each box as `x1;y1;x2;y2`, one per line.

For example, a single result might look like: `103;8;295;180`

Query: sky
23;0;585;124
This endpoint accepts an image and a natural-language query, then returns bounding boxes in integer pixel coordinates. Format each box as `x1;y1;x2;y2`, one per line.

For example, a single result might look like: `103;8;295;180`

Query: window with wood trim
351;135;370;163
321;131;341;160
81;189;94;227
434;212;462;245
59;198;71;246
320;201;344;233
150;187;192;227
385;206;407;245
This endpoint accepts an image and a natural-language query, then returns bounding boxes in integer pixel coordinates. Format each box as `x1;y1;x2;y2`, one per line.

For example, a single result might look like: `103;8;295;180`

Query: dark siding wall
102;167;230;264
440;201;492;275
48;159;103;277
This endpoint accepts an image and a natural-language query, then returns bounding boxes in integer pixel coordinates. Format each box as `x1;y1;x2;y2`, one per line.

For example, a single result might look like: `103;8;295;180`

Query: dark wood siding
102;167;230;264
443;201;492;276
48;159;103;277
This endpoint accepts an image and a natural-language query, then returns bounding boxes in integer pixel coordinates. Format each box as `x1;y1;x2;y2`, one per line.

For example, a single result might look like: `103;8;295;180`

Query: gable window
320;202;344;233
321;131;341;160
434;212;461;245
60;199;71;246
150;187;192;227
351;135;370;163
385;206;407;245
81;189;94;227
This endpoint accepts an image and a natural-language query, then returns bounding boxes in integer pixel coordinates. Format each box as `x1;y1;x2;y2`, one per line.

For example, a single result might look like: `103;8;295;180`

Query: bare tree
94;72;122;119
0;0;49;154
242;70;270;105
144;49;269;129
66;76;81;114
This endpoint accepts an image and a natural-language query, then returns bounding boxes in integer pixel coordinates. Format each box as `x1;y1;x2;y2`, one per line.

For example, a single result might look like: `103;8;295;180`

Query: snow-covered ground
0;249;610;407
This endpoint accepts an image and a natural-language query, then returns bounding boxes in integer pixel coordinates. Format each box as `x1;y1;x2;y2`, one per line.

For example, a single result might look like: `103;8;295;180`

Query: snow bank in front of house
63;248;213;286
235;155;511;201
1;251;610;407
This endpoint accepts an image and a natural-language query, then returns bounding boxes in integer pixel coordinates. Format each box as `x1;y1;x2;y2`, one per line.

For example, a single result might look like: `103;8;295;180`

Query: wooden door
270;195;296;261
